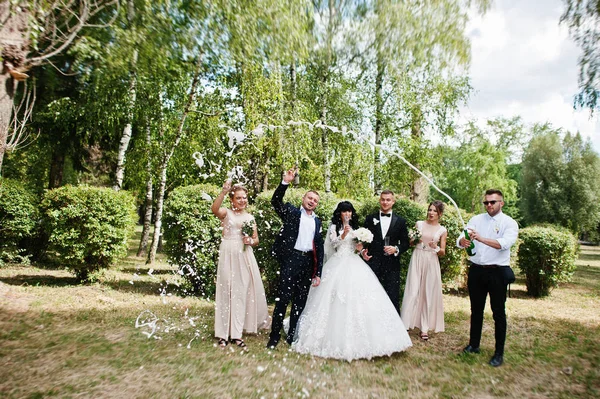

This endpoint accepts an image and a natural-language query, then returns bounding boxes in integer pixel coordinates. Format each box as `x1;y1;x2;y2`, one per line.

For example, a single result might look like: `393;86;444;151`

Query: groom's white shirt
379;211;392;237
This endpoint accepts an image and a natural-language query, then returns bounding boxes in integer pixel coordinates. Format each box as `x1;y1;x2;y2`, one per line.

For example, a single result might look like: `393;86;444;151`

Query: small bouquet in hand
351;227;374;253
408;228;422;245
241;219;256;251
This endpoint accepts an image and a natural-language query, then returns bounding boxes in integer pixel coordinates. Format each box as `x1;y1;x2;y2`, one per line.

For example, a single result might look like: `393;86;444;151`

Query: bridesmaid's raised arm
211;179;232;220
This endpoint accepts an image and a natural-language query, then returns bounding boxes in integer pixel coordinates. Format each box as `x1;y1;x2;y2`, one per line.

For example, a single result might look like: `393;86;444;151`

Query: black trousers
377;266;401;315
467;264;508;355
269;252;313;345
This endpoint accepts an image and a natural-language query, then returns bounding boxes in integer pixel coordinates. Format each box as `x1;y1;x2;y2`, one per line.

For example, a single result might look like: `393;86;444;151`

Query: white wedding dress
292;225;412;361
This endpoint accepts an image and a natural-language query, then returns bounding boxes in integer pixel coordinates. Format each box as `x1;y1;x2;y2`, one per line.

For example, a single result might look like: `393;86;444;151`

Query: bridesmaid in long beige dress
211;179;269;350
401;200;447;341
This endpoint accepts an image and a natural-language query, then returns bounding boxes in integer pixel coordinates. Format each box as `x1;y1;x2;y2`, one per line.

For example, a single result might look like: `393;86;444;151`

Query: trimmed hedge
41;185;137;282
517;225;579;297
162;184;223;298
0;178;39;265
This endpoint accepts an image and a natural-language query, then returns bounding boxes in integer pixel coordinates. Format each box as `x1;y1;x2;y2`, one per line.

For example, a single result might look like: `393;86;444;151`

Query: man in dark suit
266;168;325;349
362;190;409;314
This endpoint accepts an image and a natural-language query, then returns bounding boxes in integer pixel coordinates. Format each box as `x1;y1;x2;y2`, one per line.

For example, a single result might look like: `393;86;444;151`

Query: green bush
162;184;222;298
0;178;39;265
41;185;137;282
517;225;579;297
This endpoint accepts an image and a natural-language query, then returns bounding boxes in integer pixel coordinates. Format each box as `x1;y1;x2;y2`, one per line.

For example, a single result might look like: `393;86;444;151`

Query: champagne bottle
464;229;476;257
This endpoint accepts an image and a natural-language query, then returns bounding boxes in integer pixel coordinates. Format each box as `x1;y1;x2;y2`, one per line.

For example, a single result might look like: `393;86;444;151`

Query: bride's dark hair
331;201;359;235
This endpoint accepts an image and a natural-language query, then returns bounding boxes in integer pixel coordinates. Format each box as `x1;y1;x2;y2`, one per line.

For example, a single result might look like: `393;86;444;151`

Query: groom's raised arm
271;182;289;219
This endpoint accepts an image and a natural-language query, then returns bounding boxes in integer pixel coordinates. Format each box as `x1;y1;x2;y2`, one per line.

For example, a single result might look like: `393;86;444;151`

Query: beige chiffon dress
400;220;446;334
214;209;269;340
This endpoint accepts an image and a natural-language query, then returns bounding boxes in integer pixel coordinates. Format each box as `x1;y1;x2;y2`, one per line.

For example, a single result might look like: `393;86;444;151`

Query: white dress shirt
294;206;316;252
380;211;392;238
457;211;519;266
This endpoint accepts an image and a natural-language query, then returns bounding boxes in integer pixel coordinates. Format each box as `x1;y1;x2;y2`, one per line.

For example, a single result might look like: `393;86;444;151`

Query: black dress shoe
489;353;503;367
462;345;481;354
266;339;279;349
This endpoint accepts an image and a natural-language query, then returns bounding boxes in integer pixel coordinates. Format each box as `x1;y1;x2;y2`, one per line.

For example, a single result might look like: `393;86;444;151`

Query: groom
266;168;325;349
362;190;410;314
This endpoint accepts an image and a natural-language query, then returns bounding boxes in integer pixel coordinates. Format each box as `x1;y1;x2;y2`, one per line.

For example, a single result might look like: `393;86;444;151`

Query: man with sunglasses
457;189;519;367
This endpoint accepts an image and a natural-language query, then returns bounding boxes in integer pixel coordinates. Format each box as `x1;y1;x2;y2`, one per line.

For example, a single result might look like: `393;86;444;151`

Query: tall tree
361;0;490;196
561;0;600;112
113;0;138;191
436;120;520;215
520;124;600;234
0;0;119;173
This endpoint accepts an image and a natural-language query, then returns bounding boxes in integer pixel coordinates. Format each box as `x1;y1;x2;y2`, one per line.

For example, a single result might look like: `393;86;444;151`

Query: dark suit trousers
380;265;401;315
467;265;508;355
269;252;313;344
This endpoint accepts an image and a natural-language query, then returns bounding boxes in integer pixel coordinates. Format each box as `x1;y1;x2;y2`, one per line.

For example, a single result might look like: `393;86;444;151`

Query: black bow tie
381;213;391;218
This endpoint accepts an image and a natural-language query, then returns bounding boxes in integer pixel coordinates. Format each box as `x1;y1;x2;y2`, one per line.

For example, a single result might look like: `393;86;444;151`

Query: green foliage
436;121;520;217
162;184;223;298
0;178;40;265
561;0;600;112
520;126;600;235
41;186;137;282
517;225;579;297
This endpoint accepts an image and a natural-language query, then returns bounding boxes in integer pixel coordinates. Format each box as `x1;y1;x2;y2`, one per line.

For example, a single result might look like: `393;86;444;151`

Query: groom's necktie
381;213;391;217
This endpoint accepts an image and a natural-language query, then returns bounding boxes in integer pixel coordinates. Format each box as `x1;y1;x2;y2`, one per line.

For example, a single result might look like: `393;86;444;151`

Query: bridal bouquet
351;227;374;253
408;228;422;245
241;219;256;251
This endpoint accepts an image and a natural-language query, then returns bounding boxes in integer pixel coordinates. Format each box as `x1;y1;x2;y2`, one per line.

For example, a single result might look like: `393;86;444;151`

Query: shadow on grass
102;279;166;296
119;267;175;276
0;274;79;287
577;253;600;263
566;265;600;293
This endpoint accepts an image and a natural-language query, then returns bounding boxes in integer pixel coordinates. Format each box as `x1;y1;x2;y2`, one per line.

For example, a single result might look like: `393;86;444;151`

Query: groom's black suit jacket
271;183;324;279
364;211;410;311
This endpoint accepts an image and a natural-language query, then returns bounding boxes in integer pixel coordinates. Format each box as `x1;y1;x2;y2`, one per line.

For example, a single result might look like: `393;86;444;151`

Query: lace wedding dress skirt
292;226;412;361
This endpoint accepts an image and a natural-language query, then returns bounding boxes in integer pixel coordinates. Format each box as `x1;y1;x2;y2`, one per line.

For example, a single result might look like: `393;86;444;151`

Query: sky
461;0;600;153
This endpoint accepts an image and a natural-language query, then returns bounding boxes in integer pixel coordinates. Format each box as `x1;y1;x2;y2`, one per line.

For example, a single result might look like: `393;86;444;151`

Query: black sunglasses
482;200;500;206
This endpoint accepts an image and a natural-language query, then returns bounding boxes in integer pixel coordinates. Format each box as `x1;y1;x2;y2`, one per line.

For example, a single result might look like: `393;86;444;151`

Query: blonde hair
228;185;248;198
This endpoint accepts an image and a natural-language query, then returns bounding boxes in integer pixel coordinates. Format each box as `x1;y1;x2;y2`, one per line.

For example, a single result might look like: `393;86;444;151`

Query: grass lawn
1;238;599;398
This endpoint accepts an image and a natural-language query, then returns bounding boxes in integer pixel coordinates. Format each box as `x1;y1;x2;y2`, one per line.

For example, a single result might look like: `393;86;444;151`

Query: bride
292;201;412;361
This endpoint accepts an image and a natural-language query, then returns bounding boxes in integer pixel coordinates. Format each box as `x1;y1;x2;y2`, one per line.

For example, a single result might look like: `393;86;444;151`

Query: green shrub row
1;179;579;298
517;225;579;297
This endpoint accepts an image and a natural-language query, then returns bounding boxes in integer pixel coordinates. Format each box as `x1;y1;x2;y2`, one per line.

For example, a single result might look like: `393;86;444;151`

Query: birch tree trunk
409;115;429;203
374;46;385;195
321;0;335;193
137;125;153;257
147;57;203;264
113;1;138;190
113;48;138;190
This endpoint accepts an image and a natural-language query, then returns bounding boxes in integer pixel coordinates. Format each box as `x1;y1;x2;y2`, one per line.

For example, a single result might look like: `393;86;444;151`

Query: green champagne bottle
464;229;476;256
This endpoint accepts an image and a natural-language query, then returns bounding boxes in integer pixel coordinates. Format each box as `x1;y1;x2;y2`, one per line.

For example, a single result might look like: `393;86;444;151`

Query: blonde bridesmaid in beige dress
211;179;270;350
401;200;447;341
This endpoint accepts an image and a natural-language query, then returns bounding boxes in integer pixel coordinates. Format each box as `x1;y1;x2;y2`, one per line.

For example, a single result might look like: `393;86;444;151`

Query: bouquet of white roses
351;227;374;247
408;228;422;245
